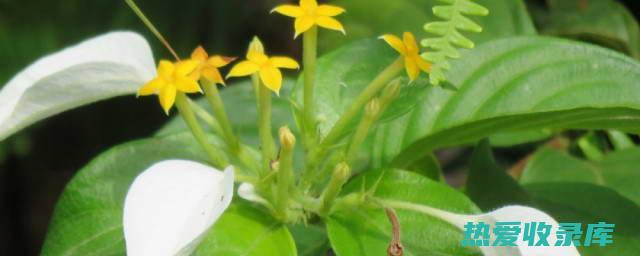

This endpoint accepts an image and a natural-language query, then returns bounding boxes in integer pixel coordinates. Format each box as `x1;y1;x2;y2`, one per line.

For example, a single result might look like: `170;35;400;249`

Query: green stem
319;163;351;216
202;80;239;152
255;76;276;177
301;57;404;187
345;99;380;164
303;26;318;146
189;98;224;136
276;128;295;220
320;57;403;147
125;0;180;60
175;93;227;168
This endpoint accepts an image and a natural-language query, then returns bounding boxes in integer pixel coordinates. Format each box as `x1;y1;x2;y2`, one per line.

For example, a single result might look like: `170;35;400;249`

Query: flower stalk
302;57;404;186
302;26;318;146
319;162;351;216
276;127;296;220
345;98;381;164
256;75;277;177
201;80;239;151
174;93;228;168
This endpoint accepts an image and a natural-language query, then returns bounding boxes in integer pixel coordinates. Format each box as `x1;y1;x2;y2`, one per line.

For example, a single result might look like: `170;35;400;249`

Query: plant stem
255;76;276;177
276;127;296;220
303;26;319;146
345;99;380;164
189;98;224;136
321;57;403;147
125;0;180;60
301;57;404;187
175;93;227;168
201;80;239;152
319;163;351;216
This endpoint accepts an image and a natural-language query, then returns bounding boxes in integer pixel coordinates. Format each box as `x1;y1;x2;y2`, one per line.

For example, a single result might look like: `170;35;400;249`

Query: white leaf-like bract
123;160;234;256
0;31;155;141
389;202;581;256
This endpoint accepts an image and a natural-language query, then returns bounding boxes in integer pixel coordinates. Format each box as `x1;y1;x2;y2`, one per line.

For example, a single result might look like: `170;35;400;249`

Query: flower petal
190;46;209;62
158;60;175;77
270;56;300;69
272;5;304;18
123;160;234;256
247;37;265;59
175;60;199;77
202;67;225;85
175;77;202;94
259;67;283;95
403;32;419;55
300;0;318;9
317;5;346;16
380;34;406;54
404;56;420;82
159;85;177;114
226;61;260;78
294;16;315;38
316;16;345;34
138;78;164;96
416;55;432;73
208;55;235;68
0;31;155;141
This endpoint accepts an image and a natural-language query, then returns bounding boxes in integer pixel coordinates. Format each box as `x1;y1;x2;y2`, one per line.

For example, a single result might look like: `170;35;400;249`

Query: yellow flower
190;46;236;85
380;32;431;82
138;60;201;114
226;37;299;95
272;0;346;38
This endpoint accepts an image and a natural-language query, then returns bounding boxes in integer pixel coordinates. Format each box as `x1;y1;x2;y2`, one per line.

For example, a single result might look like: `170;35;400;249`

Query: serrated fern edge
422;0;489;86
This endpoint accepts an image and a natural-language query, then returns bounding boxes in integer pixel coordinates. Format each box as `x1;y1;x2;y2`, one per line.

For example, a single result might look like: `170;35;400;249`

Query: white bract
0;31;155;141
404;203;581;256
123;160;234;256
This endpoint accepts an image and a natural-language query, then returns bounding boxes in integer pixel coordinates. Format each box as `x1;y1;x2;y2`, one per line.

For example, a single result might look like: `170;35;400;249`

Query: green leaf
195;201;297;255
521;147;640;206
320;0;535;51
541;0;640;58
488;129;552;147
525;182;640;255
288;224;330;256
41;133;295;256
382;36;640;168
465;140;530;210
327;169;481;256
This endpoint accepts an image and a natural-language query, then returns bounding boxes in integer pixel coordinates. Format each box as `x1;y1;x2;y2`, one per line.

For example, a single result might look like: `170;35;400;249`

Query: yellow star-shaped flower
190;46;235;85
380;32;431;82
138;60;201;114
272;0;346;38
226;37;299;95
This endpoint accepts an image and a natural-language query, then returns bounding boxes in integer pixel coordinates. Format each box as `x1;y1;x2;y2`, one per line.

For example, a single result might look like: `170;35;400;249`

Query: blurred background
1;0;640;255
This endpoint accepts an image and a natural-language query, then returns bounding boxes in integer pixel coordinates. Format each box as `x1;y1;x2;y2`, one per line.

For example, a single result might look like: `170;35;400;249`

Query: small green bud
279;126;296;150
365;98;381;118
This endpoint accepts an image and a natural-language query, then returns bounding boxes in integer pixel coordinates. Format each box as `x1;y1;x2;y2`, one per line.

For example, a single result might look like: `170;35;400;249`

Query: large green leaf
382;36;640;168
465;140;530;210
521;147;640;205
195;201;297;255
321;0;535;51
541;0;640;58
327;169;481;256
41;133;296;256
525;182;640;256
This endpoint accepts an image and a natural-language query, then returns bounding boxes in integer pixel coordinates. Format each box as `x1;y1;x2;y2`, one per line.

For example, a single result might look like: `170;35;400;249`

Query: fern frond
422;0;489;86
